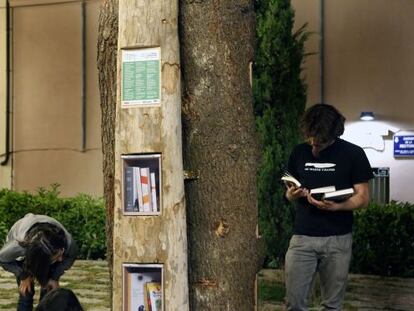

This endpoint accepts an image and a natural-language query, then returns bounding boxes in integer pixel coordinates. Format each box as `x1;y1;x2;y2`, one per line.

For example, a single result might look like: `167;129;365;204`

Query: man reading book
284;104;373;311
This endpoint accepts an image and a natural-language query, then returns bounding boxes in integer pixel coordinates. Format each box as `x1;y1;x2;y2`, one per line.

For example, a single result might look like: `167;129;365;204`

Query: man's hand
286;184;309;201
19;276;34;296
307;183;370;212
46;279;60;292
307;194;341;211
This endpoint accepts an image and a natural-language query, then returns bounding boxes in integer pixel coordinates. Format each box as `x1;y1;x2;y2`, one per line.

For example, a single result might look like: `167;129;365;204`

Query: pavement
1;262;414;310
259;269;414;311
0;260;110;311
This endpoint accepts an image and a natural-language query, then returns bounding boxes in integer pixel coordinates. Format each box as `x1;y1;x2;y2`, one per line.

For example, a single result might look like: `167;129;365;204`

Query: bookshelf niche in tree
122;154;162;215
123;264;163;311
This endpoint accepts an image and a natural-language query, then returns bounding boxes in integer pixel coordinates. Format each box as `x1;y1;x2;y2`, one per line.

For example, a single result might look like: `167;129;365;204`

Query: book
323;188;354;201
310;186;336;200
150;172;158;212
133;167;143;212
124;166;135;212
310;186;336;194
145;282;162;311
281;172;354;202
281;172;301;187
140;168;152;212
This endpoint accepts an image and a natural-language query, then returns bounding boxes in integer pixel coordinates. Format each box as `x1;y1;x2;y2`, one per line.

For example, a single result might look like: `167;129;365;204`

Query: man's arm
49;240;78;281
0;241;25;277
307;182;370;212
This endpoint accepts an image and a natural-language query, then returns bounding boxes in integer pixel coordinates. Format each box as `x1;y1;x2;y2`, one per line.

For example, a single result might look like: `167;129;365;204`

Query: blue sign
394;134;414;157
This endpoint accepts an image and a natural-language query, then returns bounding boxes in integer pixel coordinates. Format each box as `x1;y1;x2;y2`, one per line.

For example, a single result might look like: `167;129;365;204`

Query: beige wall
9;0;102;197
291;0;320;105
0;0;12;189
292;0;414;202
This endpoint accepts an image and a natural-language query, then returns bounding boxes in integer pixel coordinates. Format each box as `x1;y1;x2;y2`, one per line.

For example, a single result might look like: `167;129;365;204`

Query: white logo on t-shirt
304;163;336;171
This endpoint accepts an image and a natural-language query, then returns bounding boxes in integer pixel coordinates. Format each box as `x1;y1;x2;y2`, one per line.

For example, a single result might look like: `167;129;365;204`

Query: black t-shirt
287;138;373;236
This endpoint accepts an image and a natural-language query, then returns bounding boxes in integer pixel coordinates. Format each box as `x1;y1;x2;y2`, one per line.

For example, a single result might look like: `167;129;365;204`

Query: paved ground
1;262;413;310
0;260;110;311
259;269;414;311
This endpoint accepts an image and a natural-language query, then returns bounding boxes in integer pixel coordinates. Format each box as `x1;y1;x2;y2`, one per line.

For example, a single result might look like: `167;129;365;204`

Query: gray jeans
285;233;352;311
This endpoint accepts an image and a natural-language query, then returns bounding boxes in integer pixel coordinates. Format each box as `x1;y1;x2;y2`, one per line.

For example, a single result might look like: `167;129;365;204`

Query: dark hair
35;288;84;311
20;223;67;286
300;103;345;142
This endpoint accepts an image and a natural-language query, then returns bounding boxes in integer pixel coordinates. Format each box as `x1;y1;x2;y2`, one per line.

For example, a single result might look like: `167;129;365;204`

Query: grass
258;280;285;303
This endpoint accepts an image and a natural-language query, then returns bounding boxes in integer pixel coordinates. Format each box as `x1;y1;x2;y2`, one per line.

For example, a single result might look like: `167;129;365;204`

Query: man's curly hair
19;223;66;286
300;103;345;143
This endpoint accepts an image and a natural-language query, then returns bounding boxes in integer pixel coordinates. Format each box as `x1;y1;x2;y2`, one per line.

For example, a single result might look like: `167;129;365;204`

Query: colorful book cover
145;282;162;311
133;166;143;212
140;167;152;212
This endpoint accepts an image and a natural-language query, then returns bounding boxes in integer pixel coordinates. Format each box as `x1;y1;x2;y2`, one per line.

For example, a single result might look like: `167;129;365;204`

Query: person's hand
46;279;60;292
285;184;309;201
19;276;34;296
307;194;341;211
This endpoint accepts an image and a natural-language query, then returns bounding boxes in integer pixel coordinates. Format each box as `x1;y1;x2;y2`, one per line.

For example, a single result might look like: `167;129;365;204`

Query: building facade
0;0;102;197
292;0;414;203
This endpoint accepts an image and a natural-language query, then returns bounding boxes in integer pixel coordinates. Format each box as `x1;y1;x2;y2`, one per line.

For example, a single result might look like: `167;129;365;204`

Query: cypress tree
253;0;309;266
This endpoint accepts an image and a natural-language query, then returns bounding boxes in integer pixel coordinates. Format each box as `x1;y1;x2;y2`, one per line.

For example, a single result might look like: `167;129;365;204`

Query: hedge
352;201;414;277
2;186;413;277
0;185;106;259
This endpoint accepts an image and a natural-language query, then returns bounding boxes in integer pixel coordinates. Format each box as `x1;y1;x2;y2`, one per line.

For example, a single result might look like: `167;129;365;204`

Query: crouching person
0;213;78;311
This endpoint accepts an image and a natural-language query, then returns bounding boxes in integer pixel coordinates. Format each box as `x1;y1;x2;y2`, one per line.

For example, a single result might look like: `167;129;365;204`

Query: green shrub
0;185;106;259
352;201;414;277
254;0;308;267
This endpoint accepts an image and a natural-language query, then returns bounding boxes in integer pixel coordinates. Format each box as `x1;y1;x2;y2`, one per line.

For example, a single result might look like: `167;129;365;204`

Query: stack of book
125;166;158;212
281;172;355;201
125;270;162;311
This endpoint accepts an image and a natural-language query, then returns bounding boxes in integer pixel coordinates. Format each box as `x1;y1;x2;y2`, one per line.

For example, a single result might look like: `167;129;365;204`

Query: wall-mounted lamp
360;111;375;121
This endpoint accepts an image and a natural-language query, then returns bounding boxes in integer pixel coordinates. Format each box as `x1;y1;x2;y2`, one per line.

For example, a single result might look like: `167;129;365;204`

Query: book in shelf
123;154;161;214
145;282;162;311
123;264;162;311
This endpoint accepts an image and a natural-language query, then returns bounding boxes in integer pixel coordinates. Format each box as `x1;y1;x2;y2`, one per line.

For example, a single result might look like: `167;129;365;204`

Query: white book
281;172;301;187
310;186;336;194
140;168;152;212
310;186;336;200
150;172;158;212
323;188;354;201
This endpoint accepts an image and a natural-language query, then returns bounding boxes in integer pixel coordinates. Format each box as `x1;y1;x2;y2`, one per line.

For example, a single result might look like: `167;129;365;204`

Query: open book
281;172;301;187
281;172;354;201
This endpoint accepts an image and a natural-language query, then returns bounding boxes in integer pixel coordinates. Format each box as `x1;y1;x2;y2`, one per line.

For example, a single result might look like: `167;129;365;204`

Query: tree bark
111;0;189;310
180;1;261;310
97;0;118;301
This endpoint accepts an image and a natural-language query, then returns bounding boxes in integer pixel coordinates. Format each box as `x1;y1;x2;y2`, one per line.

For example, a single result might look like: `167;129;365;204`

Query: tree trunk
97;0;118;301
111;0;189;310
180;1;262;310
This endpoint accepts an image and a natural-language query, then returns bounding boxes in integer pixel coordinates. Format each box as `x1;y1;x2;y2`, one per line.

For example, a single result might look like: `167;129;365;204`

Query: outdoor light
360;112;375;121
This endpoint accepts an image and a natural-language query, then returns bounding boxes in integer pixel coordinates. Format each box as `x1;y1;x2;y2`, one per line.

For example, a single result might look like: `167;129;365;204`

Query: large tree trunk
180;1;261;310
111;0;189;310
97;0;118;301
